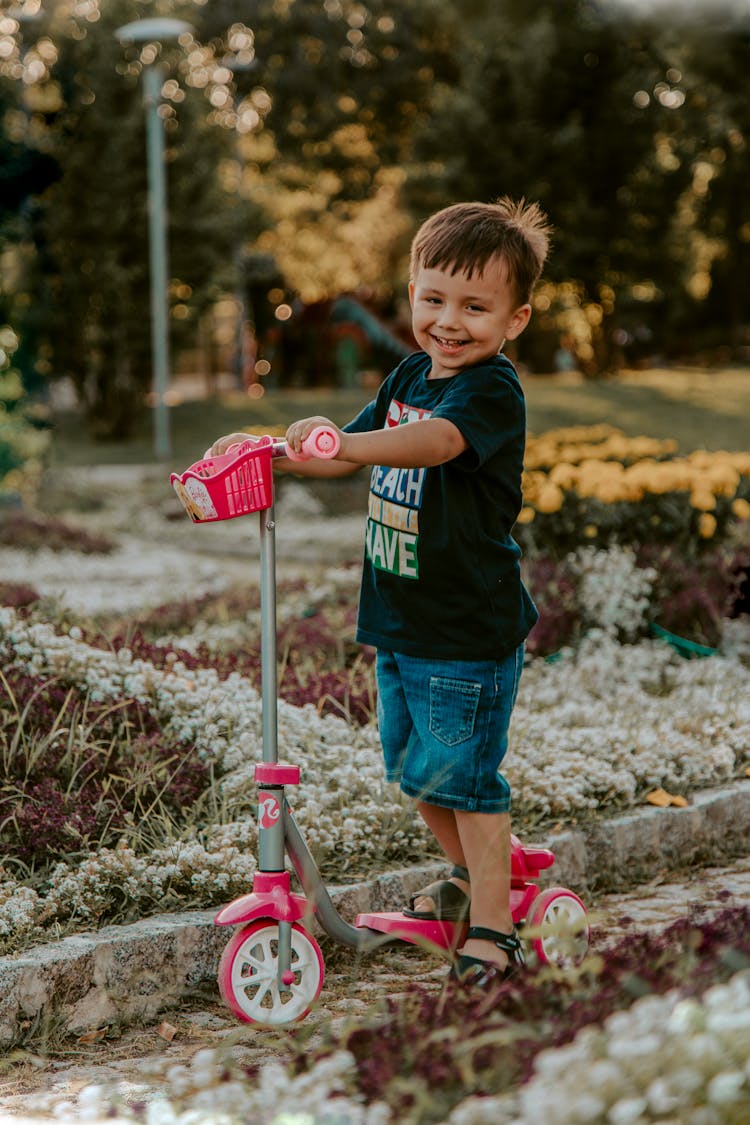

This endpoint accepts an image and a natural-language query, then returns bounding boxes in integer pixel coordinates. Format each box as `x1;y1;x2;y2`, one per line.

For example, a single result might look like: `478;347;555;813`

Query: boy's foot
403;865;470;921
450;925;525;987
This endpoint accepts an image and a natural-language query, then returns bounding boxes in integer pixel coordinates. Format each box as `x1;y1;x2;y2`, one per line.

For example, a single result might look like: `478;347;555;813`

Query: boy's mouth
432;334;470;352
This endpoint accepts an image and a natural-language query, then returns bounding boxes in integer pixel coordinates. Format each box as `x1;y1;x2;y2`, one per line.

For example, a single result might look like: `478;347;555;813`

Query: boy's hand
203;432;258;458
285;416;342;457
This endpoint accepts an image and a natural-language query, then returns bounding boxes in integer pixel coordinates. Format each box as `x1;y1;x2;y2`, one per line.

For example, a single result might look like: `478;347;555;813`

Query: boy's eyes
423;296;487;312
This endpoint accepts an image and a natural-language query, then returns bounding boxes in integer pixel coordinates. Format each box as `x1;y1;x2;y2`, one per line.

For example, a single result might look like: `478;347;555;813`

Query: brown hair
409;196;552;304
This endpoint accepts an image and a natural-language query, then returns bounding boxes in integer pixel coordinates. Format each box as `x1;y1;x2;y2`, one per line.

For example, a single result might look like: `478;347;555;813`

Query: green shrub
0;329;49;506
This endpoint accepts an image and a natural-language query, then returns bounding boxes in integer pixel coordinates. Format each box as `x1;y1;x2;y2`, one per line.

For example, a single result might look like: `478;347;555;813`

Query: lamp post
115;17;192;460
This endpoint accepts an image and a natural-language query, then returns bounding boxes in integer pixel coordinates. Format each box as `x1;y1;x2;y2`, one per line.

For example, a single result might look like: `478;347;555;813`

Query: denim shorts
375;645;524;814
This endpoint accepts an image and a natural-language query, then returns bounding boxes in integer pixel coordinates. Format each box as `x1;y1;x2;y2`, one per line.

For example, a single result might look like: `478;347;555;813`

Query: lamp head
115;18;193;45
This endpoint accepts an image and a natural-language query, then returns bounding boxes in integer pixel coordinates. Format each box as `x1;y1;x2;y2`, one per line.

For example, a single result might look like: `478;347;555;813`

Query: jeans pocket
428;677;482;747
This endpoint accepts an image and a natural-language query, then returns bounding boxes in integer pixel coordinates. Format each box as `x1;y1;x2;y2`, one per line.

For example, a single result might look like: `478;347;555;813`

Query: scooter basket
170;438;274;523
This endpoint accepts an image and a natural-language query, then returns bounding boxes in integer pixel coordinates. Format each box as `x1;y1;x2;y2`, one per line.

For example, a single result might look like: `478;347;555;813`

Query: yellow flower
583;524;598;538
574;460;609;498
690;490;717;512
516;506;536;524
594;479;629;504
649;463;692;493
698;512;717;538
521;470;548;501
549;461;580;489
535;483;565;513
731;497;750;521
704;464;741;497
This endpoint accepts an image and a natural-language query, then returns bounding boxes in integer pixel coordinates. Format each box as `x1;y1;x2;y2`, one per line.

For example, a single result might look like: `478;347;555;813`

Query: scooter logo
258;791;281;828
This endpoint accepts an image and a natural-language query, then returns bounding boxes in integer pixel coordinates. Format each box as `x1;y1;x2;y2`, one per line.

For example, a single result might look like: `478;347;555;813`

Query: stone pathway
2;855;749;1122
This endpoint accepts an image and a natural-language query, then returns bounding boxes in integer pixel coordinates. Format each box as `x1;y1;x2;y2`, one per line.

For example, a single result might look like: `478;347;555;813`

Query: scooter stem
259;501;278;764
284;804;393;951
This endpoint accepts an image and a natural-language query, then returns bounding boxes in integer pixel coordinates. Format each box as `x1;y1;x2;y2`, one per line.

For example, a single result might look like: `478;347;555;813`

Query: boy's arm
286;415;468;469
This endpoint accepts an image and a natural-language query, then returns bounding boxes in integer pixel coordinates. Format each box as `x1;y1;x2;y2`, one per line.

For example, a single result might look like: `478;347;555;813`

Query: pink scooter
171;431;588;1026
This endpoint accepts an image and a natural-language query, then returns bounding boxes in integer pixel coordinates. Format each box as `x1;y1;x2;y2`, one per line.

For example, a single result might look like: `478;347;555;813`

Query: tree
5;0;251;439
663;19;750;355
187;0;460;306
405;0;698;368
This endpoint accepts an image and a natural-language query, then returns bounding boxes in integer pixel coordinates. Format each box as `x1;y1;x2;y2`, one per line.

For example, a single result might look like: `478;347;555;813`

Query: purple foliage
0;667;208;870
637;543;747;647
0;582;40;610
286;905;750;1118
0;511;114;554
523;556;581;656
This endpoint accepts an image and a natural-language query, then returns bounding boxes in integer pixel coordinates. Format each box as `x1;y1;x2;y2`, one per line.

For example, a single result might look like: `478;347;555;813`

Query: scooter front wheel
218;919;325;1025
524;887;589;967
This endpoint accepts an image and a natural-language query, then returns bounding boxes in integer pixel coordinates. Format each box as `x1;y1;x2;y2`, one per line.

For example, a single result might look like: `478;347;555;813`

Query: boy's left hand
285;416;343;457
203;431;259;458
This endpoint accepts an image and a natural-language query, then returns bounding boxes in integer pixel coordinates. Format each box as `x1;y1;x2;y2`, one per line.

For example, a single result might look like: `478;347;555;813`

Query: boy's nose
436;305;461;329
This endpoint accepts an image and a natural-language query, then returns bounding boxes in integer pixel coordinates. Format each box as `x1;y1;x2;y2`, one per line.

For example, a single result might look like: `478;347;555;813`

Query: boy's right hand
285;416;341;457
203;432;257;458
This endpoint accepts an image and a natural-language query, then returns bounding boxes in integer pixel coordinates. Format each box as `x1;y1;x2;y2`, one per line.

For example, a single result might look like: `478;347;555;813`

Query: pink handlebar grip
285;425;341;462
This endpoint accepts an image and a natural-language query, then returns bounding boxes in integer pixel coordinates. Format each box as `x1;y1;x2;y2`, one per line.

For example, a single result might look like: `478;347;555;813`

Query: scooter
171;431;589;1026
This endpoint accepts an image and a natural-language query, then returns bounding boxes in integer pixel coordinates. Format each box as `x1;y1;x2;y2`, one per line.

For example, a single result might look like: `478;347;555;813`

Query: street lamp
115;17;193;460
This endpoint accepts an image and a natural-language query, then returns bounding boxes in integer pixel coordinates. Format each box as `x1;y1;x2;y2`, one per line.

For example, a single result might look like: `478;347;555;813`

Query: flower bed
2;582;748;952
516;425;750;654
518;425;750;556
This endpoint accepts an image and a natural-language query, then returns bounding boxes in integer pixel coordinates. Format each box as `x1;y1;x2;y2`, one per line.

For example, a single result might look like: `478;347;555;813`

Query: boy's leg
455;808;514;971
409;801;469;913
411;802;515;971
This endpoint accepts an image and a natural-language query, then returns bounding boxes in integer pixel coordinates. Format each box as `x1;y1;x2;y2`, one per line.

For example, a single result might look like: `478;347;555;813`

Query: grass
525;366;750;452
46;366;750;469
0;662;211;886
47;387;376;469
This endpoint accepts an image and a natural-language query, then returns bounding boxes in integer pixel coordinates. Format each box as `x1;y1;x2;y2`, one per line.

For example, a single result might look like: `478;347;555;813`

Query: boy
208;197;550;987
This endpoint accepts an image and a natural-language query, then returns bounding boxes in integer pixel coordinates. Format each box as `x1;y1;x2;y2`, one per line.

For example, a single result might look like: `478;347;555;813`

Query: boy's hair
410;196;552;305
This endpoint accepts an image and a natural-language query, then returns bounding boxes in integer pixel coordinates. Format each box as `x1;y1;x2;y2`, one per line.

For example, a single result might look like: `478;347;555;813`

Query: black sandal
450;925;525;987
403;865;470;921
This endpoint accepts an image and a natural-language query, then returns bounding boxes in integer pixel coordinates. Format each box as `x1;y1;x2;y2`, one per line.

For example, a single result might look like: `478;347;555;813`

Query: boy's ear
505;303;532;341
408;280;415;308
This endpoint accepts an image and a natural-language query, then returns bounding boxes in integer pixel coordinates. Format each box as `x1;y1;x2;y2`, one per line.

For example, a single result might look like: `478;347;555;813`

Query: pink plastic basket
170;438;274;523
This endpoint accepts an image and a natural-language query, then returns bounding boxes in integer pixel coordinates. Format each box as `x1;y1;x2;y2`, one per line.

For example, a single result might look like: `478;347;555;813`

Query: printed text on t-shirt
365;398;429;579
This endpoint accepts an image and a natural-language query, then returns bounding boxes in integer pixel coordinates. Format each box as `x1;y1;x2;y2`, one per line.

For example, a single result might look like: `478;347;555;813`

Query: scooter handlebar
284;425;341;462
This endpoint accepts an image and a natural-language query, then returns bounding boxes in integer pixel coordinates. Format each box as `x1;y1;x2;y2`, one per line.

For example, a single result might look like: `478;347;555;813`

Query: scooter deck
355;911;466;951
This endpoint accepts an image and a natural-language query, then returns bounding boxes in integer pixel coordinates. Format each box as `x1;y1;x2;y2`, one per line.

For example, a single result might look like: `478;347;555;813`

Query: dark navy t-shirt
344;351;538;660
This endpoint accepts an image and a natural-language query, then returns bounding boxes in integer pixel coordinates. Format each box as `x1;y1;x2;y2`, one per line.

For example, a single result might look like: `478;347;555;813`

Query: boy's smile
409;260;531;379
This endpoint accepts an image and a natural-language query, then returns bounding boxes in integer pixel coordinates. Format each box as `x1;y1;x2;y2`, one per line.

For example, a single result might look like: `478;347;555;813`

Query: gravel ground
1;465;367;616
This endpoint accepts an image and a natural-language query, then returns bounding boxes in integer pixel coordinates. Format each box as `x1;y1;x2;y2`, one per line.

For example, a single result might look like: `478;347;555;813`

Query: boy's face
408;257;531;379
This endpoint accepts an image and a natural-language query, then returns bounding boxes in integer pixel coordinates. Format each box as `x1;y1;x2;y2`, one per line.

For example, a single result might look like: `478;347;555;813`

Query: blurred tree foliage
1;0;749;439
6;0;251;438
407;0;750;370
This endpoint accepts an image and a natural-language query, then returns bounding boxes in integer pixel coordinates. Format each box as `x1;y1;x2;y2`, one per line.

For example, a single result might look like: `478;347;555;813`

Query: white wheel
218;920;324;1025
524;887;589;967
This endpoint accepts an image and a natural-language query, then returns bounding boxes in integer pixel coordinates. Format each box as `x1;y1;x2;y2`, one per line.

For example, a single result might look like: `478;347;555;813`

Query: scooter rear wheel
218;919;325;1025
524;887;589;967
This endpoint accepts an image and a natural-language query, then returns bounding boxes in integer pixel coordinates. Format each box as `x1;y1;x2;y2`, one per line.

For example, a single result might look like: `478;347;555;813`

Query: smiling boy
207;197;551;986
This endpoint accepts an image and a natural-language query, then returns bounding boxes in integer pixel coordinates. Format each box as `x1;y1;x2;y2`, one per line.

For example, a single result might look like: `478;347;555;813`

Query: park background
2;1;750;1123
